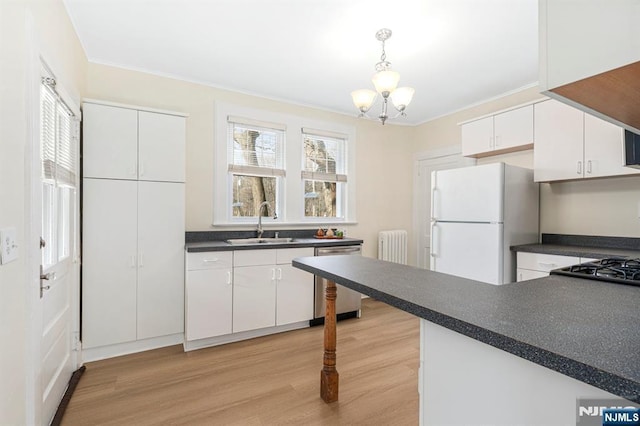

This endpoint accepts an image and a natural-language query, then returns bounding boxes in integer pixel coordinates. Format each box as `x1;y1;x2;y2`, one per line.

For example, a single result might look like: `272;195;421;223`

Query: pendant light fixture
351;28;415;125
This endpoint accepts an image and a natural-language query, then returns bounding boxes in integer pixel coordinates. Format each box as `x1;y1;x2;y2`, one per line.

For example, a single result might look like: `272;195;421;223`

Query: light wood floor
62;299;420;425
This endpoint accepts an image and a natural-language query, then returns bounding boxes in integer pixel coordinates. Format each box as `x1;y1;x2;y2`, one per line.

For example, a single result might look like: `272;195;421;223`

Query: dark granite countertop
511;233;640;259
292;255;640;403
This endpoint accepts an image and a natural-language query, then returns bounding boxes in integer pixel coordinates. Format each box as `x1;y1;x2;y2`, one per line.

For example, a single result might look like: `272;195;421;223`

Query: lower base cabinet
233;264;277;333
185;247;315;344
516;252;598;281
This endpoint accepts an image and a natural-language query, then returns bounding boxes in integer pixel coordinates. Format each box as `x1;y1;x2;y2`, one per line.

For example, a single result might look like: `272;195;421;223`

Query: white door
138;111;186;183
461;116;494;156
185;268;233;340
37;79;80;424
82;179;138;348
233;265;277;333
533;99;584;182
276;265;314;325
137;181;185;339
432;163;504;223
430;222;503;285
82;103;138;180
584;113;639;178
415;153;472;269
493;105;534;150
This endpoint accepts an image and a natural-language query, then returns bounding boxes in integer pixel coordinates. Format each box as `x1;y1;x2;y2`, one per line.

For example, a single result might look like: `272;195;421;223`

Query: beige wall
0;0;87;424
85;63;414;260
412;86;640;239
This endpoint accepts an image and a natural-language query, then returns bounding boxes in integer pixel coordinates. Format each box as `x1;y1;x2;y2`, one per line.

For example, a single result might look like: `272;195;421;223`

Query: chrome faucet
256;201;276;238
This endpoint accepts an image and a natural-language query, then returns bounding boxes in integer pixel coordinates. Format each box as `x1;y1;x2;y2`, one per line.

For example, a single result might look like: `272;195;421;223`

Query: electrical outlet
0;227;18;265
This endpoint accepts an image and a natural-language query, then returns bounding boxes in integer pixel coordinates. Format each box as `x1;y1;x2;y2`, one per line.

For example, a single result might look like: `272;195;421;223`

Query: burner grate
551;257;640;286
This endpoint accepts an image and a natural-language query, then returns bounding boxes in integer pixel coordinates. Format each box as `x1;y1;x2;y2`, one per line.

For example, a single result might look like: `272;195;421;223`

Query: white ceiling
63;0;539;125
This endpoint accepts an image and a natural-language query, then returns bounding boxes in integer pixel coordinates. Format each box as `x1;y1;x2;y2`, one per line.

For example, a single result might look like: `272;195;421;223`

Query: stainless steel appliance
312;245;362;325
551;258;640;286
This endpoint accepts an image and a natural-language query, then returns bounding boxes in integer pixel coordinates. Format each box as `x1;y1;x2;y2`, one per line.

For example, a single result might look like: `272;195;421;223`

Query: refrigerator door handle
431;188;438;221
430;223;438;257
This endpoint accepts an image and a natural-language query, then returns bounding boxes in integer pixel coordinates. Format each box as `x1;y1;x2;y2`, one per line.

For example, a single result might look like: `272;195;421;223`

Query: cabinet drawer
234;249;277;267
276;247;314;265
517;252;580;272
187;251;233;270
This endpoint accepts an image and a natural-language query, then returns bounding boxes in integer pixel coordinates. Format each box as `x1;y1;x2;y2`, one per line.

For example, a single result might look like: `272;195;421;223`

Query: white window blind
301;128;347;183
227;116;285;177
40;80;78;187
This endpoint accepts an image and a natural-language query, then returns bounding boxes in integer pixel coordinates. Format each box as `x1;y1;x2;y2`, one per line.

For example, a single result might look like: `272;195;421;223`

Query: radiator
378;230;408;265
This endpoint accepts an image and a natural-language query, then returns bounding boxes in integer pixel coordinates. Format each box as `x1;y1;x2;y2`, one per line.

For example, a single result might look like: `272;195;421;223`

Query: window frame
213;102;357;226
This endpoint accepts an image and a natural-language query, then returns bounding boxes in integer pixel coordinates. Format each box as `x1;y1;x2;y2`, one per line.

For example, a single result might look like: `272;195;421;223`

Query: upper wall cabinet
461;105;534;158
539;0;640;132
533;100;640;182
83;102;186;182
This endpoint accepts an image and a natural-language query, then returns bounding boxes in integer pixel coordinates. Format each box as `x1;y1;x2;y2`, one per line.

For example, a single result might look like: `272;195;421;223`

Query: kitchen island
292;255;640;425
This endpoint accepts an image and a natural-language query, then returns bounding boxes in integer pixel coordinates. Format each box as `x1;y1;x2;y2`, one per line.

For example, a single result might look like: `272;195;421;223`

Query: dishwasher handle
316;246;361;256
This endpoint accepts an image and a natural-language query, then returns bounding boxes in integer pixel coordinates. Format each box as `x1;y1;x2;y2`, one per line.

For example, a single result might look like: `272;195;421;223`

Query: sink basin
226;237;294;245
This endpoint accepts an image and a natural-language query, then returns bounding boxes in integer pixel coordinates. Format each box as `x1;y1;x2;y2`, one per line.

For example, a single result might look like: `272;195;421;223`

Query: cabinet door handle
139;254;144;267
271;268;276;281
203;258;219;263
139;161;145;177
430;223;439;257
538;262;557;268
226;271;231;285
577;161;582;175
587;160;592;174
277;268;282;280
494;135;500;147
130;255;137;268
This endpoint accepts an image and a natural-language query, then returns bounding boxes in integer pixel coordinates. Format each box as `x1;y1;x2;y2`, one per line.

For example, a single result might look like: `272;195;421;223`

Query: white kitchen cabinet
534;100;639;182
138;111;186;182
83;101;186;183
275;248;314;326
82;179;138;348
516;252;599;282
232;247;314;333
539;0;639;91
233;264;277;333
82;100;186;355
137;181;185;339
82;179;185;348
583;113;638;178
461;105;533;157
185;251;233;341
82;103;138;180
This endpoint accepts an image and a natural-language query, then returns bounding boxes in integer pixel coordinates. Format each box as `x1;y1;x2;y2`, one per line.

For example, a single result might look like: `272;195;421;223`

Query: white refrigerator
429;162;539;285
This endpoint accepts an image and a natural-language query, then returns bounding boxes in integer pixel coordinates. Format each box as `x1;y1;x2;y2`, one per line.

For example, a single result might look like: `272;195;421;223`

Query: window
227;116;285;220
214;102;356;225
40;76;78;267
302;128;347;219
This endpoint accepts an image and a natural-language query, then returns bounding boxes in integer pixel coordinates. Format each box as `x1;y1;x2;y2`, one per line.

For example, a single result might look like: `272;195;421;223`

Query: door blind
40;79;78;187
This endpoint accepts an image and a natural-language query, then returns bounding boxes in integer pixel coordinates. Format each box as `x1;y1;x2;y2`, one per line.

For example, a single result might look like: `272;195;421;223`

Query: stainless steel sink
226;237;294;245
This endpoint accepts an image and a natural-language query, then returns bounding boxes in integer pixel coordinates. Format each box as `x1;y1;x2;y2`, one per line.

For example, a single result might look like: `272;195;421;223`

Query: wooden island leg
320;279;339;403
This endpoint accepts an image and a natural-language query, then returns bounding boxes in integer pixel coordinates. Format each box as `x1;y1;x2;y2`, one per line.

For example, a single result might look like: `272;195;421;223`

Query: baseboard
82;333;184;362
183;321;309;352
309;310;360;327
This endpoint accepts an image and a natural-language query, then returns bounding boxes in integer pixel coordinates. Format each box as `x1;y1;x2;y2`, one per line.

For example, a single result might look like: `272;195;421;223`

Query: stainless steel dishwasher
311;245;362;326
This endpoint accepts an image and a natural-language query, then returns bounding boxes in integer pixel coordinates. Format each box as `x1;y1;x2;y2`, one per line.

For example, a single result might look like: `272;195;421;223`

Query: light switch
0;227;18;265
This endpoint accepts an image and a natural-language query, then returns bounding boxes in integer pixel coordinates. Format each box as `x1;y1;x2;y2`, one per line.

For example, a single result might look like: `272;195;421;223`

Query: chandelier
351;28;415;125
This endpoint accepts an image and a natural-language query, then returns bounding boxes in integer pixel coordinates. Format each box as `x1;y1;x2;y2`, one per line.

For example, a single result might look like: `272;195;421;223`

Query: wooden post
320;279;339;403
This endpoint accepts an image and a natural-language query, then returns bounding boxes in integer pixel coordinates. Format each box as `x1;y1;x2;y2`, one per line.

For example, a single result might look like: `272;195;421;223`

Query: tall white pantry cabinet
82;100;186;359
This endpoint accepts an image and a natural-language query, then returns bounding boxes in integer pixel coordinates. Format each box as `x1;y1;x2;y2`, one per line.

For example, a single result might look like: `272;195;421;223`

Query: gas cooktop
551;258;640;286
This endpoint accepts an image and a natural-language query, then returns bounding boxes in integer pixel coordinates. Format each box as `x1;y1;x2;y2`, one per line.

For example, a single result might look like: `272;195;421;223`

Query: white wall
84;63;415;261
0;0;86;423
